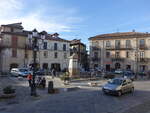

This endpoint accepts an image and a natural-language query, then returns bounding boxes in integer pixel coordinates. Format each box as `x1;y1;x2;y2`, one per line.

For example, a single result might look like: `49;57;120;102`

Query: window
139;39;145;47
43;51;48;58
140;51;145;58
106;41;111;47
126;51;129;58
64;53;67;59
63;44;66;51
43;42;47;49
126;40;131;48
25;53;28;58
115;40;120;48
94;52;98;58
54;52;58;58
106;51;110;58
12;36;18;47
12;49;17;57
11;28;14;32
140;65;146;71
54;43;57;50
115;52;120;58
126;65;131;70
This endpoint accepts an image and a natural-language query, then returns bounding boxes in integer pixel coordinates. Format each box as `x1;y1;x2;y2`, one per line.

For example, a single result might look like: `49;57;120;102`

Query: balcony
0;44;26;49
111;56;125;62
91;57;101;62
139;45;148;50
91;46;100;51
106;45;133;50
137;58;150;63
25;44;33;50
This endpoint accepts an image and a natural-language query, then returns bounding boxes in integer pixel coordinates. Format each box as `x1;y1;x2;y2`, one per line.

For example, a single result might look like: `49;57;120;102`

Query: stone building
35;33;70;72
0;23;70;74
89;31;150;73
70;39;89;71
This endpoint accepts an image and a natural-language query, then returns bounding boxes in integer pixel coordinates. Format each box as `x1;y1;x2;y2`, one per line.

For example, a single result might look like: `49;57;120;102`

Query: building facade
89;31;150;73
0;23;70;74
70;39;89;71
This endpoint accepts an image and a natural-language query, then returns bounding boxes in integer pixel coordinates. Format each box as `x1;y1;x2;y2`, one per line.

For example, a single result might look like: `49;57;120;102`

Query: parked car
10;68;30;77
113;69;124;78
103;72;115;79
114;69;123;74
123;71;135;81
35;69;45;76
102;78;134;96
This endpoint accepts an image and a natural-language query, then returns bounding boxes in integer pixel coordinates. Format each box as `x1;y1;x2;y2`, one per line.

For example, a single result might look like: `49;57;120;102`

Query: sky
0;0;150;48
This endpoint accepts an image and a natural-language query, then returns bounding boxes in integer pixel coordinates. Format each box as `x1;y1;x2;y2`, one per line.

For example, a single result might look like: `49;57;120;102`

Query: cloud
0;0;23;17
0;0;83;33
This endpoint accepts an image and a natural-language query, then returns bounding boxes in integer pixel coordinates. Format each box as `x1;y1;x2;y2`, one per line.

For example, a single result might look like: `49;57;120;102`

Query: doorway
10;63;18;70
51;63;61;72
106;64;111;72
115;63;121;70
43;63;48;70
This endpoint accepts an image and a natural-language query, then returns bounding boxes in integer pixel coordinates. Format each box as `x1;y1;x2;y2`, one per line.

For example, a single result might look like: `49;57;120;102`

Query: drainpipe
135;37;138;78
102;40;104;71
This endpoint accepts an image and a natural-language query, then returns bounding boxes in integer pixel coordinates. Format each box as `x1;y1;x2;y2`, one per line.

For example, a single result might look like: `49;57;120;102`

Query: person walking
27;73;32;87
147;70;150;79
41;77;46;88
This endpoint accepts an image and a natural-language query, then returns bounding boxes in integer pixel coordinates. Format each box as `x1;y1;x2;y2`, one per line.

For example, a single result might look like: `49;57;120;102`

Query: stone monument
68;53;79;78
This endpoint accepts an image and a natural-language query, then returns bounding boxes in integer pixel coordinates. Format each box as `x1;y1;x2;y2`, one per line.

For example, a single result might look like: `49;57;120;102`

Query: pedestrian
147;70;150;79
36;76;42;86
41;77;46;88
27;73;32;87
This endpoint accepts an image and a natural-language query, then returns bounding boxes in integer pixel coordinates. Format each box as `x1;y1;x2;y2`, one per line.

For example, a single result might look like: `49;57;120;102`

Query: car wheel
117;91;122;96
130;87;134;93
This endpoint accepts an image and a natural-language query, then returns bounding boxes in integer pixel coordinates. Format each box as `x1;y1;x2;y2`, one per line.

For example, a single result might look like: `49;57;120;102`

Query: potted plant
1;86;16;98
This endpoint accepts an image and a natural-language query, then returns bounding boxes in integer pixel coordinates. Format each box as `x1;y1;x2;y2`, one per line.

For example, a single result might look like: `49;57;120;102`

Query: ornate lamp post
28;29;45;96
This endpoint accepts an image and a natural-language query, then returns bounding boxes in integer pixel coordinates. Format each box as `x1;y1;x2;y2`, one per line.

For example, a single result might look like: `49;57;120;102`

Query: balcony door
115;40;120;48
115;62;121;69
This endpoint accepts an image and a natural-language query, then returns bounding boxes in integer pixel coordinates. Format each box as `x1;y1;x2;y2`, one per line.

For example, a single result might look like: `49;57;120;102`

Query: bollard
48;81;54;93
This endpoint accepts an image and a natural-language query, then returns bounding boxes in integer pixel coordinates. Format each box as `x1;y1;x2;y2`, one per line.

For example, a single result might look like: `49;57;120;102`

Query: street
1;77;150;113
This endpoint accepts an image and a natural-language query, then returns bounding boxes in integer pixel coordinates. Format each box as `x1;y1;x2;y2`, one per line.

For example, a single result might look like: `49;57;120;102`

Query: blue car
123;71;135;81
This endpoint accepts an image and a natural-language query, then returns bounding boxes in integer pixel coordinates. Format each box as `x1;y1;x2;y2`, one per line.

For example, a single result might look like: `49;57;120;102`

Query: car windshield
124;72;133;76
108;79;123;85
19;69;28;72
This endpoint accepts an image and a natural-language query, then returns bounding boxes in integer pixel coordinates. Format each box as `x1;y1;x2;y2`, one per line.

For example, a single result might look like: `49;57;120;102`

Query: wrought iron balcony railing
111;56;125;62
106;45;133;50
139;45;148;50
91;46;100;51
137;58;150;63
91;57;101;62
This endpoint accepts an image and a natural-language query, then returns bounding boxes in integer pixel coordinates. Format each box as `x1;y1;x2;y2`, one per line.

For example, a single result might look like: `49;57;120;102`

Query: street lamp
28;29;45;96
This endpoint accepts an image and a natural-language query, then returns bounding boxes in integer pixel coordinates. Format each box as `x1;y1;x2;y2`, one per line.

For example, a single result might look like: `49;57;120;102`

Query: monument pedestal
68;53;79;78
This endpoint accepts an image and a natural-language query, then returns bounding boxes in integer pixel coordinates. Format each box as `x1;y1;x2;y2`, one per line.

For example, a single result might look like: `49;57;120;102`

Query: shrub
60;72;69;81
3;86;15;94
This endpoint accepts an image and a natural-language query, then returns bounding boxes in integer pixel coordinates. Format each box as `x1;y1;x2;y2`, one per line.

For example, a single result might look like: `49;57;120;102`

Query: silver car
102;78;134;96
10;68;30;77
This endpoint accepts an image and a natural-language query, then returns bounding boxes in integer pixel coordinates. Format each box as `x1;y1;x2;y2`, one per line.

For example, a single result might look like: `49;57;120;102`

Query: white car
10;68;30;77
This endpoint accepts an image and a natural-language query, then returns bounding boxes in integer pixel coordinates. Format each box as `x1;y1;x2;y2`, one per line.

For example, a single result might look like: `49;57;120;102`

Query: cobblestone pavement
1;77;150;113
